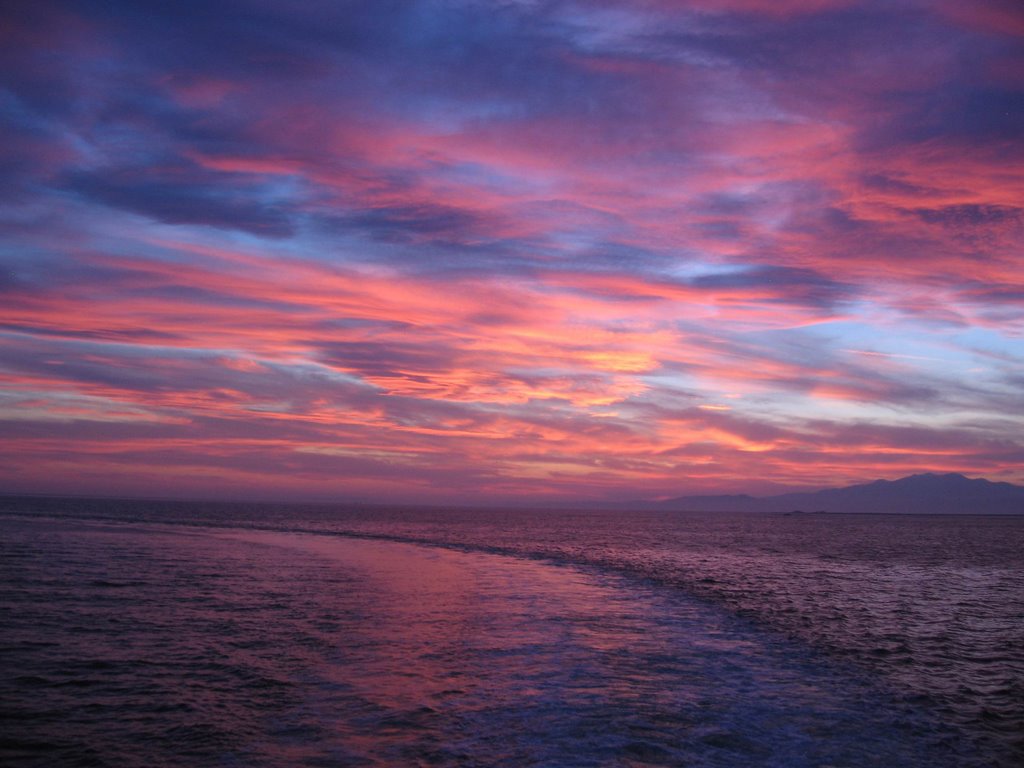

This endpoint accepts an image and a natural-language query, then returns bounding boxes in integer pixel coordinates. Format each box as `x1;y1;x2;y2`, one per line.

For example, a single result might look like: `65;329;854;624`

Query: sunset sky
2;0;1023;504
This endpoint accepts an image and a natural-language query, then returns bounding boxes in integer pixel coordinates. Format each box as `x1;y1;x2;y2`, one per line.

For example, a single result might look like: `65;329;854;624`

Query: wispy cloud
1;0;1022;501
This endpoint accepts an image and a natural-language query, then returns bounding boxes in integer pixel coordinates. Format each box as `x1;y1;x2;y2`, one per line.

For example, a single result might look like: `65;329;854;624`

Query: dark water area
2;497;1022;766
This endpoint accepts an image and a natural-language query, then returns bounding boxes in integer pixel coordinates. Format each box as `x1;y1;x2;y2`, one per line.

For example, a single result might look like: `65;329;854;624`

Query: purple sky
1;0;1023;503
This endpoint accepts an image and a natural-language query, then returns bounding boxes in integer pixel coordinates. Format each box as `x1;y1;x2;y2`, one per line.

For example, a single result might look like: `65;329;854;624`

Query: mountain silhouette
663;473;1024;514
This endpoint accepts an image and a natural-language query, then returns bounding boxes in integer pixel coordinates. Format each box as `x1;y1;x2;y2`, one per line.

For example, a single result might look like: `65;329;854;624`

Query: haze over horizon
2;1;1023;504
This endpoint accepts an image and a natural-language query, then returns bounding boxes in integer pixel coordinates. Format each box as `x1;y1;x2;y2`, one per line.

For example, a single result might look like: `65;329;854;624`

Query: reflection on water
286;504;1024;766
0;517;990;767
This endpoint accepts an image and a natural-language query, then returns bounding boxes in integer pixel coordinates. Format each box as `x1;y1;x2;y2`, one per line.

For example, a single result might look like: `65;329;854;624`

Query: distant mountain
662;473;1024;514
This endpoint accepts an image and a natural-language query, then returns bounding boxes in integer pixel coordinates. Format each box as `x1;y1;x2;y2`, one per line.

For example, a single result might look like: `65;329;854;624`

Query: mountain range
660;473;1024;514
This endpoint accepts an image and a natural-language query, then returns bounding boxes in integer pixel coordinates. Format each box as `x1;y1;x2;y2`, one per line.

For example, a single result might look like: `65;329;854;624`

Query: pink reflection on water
218;531;640;703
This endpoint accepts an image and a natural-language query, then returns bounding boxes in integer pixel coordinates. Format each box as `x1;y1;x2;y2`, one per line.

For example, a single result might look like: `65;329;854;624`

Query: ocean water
1;499;1022;767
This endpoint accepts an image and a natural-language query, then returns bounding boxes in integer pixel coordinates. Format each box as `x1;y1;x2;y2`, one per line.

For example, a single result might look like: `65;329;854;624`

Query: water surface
2;499;1021;766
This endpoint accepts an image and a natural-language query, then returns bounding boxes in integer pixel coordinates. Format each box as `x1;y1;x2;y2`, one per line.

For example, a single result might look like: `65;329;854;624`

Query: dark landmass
2;473;1023;515
661;473;1024;514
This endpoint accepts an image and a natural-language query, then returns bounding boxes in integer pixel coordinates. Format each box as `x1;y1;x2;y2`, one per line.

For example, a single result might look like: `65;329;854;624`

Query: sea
1;497;1022;767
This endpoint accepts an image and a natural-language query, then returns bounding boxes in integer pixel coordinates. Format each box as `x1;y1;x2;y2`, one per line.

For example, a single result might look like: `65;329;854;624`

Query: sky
1;0;1023;504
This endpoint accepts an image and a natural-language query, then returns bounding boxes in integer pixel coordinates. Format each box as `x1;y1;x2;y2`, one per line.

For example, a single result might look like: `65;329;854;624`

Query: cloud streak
1;0;1022;502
